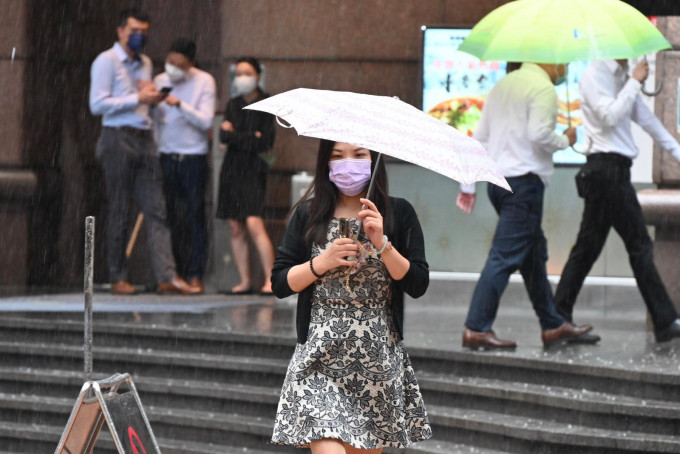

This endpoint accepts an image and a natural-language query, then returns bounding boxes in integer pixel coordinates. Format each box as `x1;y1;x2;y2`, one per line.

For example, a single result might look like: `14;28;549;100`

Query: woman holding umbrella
270;140;432;453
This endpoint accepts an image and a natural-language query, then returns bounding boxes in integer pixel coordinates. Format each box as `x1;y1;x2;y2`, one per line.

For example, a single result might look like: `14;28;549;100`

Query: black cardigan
271;196;429;344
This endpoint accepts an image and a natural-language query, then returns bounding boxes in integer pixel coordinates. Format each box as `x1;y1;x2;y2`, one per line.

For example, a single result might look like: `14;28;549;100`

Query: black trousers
160;153;207;280
554;153;678;330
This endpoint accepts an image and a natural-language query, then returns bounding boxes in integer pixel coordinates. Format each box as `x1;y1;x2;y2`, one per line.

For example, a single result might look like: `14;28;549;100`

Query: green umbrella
459;0;671;63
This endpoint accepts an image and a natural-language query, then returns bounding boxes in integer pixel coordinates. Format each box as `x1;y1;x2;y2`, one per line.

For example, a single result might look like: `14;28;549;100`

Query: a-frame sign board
55;373;161;454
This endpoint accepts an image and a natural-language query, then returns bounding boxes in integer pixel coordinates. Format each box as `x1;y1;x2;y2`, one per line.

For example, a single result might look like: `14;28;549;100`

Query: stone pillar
0;0;31;289
643;17;680;311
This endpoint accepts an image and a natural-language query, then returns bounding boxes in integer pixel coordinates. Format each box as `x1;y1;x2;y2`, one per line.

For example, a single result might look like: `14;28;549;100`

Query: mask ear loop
275;108;294;128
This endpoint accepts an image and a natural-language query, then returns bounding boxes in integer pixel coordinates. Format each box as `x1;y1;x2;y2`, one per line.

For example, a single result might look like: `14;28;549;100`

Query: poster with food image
422;27;587;165
422;27;505;138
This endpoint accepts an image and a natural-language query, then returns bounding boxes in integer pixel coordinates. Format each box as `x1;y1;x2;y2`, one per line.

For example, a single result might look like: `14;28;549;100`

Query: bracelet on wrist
309;258;323;279
376;235;390;254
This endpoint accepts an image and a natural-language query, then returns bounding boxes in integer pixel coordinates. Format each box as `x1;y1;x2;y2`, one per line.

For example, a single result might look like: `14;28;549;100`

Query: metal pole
84;216;95;381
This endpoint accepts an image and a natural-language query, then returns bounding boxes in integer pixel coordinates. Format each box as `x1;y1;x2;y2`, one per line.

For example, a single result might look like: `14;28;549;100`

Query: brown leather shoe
188;277;204;294
462;329;517;350
542;322;593;348
157;277;202;295
111;280;136;295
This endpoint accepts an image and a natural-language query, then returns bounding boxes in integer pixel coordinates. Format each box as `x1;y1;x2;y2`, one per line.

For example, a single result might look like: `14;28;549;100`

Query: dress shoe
542;322;593;348
462;329;517;351
111;280;136;295
188;277;204;294
654;318;680;343
565;332;601;345
157;277;202;295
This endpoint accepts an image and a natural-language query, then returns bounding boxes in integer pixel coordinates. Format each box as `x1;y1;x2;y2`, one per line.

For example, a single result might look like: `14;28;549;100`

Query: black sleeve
255;110;276;152
220;100;275;154
392;199;429;298
271;205;310;298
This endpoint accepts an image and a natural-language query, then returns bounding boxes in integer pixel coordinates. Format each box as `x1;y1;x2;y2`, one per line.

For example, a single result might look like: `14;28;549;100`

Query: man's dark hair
235;56;262;74
119;8;150;27
170;38;197;61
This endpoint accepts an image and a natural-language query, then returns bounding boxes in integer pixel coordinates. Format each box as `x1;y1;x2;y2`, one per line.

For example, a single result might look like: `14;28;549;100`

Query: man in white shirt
457;63;593;350
555;59;680;343
153;39;216;293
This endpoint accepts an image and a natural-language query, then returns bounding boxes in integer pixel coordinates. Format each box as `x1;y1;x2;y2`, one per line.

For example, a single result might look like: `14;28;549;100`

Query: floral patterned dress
272;218;431;449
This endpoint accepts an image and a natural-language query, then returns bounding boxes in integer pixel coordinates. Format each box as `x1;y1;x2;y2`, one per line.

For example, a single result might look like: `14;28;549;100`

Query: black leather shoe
654;319;680;343
565;332;601;344
542;322;593;348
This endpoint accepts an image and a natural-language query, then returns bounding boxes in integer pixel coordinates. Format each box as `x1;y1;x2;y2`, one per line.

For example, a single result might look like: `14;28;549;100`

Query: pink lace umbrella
245;88;511;192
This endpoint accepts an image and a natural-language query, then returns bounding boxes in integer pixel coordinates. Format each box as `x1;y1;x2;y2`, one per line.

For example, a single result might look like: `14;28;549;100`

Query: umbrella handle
275;116;294;128
275;108;294;128
565;65;572;129
355;153;382;244
641;81;663;96
640;55;663;97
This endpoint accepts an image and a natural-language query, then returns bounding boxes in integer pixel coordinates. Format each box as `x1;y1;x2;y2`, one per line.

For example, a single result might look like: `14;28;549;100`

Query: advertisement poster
422;27;586;165
422;27;505;138
553;61;588;165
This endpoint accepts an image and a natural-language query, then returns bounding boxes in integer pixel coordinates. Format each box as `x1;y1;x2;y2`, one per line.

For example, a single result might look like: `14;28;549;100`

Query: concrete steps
0;315;678;452
428;405;680;453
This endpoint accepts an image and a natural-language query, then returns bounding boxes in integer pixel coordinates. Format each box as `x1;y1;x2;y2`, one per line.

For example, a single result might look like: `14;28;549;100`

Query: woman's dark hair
292;139;392;245
235;56;262;74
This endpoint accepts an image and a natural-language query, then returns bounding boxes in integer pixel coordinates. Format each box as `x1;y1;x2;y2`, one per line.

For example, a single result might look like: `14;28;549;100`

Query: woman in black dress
216;57;275;294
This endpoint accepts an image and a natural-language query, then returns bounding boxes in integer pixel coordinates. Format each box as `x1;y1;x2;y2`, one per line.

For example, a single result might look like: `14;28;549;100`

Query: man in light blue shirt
153;38;216;292
90;8;199;296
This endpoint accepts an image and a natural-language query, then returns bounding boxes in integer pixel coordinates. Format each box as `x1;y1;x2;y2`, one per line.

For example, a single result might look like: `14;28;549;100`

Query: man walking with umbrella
456;62;593;350
554;59;680;343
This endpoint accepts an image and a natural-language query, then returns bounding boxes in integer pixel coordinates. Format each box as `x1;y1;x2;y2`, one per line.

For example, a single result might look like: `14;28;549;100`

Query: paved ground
0;279;678;376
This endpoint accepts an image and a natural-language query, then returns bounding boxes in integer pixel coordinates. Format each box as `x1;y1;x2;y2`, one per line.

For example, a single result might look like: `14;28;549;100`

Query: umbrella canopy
459;0;671;63
245;88;511;191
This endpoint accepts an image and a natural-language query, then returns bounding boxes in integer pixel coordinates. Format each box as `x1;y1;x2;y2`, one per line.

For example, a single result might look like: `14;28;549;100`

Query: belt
104;126;151;137
507;172;541;182
587;152;632;168
161;153;205;162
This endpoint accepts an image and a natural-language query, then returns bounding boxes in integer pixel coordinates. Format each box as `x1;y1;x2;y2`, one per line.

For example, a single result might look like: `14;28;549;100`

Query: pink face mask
328;158;372;196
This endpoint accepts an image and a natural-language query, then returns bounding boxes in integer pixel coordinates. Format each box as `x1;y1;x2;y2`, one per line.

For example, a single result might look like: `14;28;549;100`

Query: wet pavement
0;279;678;376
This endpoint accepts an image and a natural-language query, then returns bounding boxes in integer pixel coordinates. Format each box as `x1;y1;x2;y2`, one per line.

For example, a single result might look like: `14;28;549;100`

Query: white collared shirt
153;68;216;155
461;63;569;194
89;42;152;129
579;59;680;160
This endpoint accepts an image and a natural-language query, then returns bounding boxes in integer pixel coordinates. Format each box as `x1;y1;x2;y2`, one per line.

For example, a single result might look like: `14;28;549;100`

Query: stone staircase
0;314;678;453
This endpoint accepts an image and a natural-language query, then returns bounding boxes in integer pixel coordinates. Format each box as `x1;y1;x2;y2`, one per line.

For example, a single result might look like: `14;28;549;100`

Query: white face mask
165;63;186;82
233;75;258;95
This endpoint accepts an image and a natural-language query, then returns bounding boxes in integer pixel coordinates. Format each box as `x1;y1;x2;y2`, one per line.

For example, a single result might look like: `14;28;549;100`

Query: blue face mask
127;33;147;53
555;75;566;86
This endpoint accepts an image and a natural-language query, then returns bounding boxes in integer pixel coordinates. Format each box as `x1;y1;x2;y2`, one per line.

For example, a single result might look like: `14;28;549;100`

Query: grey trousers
96;127;176;284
